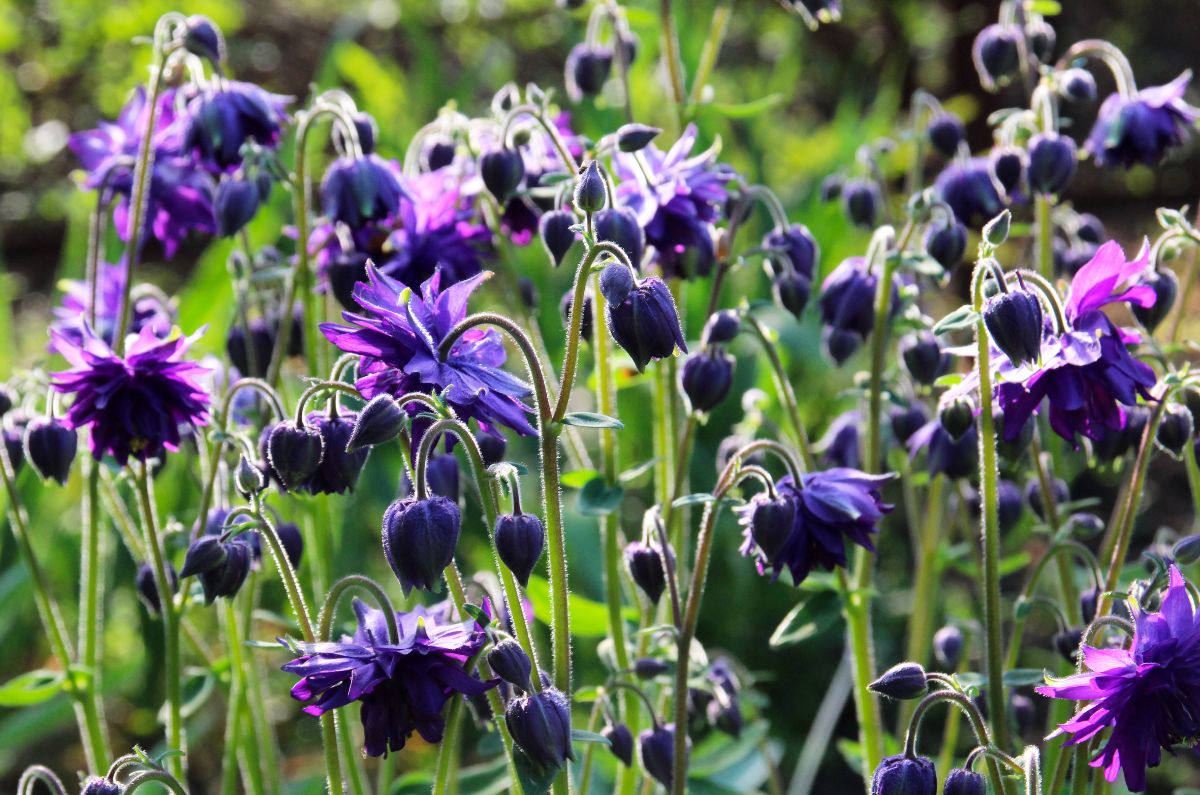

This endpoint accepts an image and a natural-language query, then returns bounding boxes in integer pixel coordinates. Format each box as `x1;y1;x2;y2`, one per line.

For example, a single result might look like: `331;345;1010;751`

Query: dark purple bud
1025;476;1068;521
594;206;645;269
319;156;403;229
478;433;508;467
1060;68;1097;103
1074;213;1105;245
680;349;734;413
346;394;405;452
871;754;936;795
990;146;1027;195
1066;512;1104;540
540;210;578;267
606;276;688;372
235;455;268;498
625;540;671;604
869;662;929;700
215;177;261;238
938;396;975;442
303;412;367;494
1174;535;1200;566
183;15;225;64
997;479;1024;532
707;693;742;738
333;112;378;156
1156;402;1193;458
996;407;1034;462
1132;268;1178;332
602;722;634;767
180;535;228;578
422;134;457;171
820;174;843;202
426;453;460;502
1054;628;1083;663
574;160;607;213
634;657;671;679
616;124;661;153
136;561;177;615
983;288;1044;367
922;221;967;269
566;44;613;101
973;24;1022;89
618;32;638;65
518;277;539;311
265;421;325;492
933;625;963;670
480;148;525;202
4;426;25;474
382;496;461;595
193;538;253;604
1026;18;1055;62
639;724;687;791
889;403;929;446
1027;132;1077;195
81;777;124;795
772;269;813;319
487;638;533;691
0;386;12;417
561;290;594;343
506;687;574;772
702;310;740;346
842;179;881;228
599;263;635;306
764;223;819;281
226;319;274;378
1078;586;1099;624
927;112;966;158
943;768;986;795
276;521;304;569
899;331;948;386
495;513;546;587
24;417;77;485
557;0;587;8
747;494;795;563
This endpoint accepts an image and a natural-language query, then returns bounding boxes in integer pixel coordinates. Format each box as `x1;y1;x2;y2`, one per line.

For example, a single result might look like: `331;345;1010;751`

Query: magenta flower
51;326;211;465
1037;566;1200;791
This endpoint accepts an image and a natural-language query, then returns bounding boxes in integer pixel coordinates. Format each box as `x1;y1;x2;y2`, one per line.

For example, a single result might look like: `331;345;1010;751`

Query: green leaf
0;669;64;707
1029;0;1062;15
934;373;964;387
561;411;624;429
932;305;978;335
571;729;611;745
463;603;492;627
672;493;716;508
1003;668;1046;687
525;575;636;637
768;592;840;648
577;477;624;516
618;457;660;487
560;469;600;489
709;93;784;119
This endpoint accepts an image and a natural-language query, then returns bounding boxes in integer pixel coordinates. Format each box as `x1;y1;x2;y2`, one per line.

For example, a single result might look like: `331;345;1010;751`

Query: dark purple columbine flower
51;326;210;466
69;87;216;258
817;256;899;365
614;123;736;279
738;468;894;586
321;267;536;438
816;410;861;469
282;598;496;758
995;241;1158;445
1086;73;1198;168
50;262;174;353
320;154;405;229
1037;566;1200;792
606;275;687;372
906;418;977;481
933;157;1006;227
176;81;291;173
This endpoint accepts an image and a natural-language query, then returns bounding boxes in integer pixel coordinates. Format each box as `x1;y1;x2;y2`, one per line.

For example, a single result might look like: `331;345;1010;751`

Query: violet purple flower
282;598;496;758
933;157;1006;227
176;81;291;173
50;262;174;354
1086;73;1198;168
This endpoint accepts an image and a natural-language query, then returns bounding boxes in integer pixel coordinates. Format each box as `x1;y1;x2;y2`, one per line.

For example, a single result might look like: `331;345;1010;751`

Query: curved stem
123;771;189;795
499;104;580;175
17;766;67;795
743;316;816;470
904;690;1008;795
1056;40;1138;97
318;575;400;643
439;312;553;424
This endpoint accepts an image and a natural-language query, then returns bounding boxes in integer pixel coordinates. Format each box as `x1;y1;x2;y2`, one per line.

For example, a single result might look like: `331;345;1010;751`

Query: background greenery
1;0;1198;792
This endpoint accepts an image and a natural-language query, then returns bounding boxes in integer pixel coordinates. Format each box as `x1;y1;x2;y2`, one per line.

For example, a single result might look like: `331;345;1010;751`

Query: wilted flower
1086;73;1198;168
51;326;210;465
282;598;495;757
1037;566;1200;791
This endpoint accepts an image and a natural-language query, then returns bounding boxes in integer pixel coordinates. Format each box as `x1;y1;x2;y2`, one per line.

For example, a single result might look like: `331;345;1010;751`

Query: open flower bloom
174;80;291;173
282;599;496;757
1086;73;1199;168
69;87;216;257
738;468;894;585
614;123;736;279
320;267;536;438
1037;567;1200;792
50;262;174;353
995;240;1158;445
51;325;211;465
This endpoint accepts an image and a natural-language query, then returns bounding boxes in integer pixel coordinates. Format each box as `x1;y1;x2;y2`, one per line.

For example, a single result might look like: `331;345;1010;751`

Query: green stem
240;575;282;794
1185;442;1200;533
134;461;185;780
685;0;735;111
744;316;816;470
658;0;687;125
1030;435;1082;626
79;458;112;769
897;474;945;734
1036;195;1054;282
221;598;263;795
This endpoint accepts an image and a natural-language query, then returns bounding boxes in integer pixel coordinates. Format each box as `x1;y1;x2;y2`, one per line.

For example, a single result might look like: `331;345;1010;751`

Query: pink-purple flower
1037;566;1200;791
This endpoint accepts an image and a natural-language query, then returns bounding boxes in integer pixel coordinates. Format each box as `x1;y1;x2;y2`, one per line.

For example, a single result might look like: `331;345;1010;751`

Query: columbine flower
817;256;899;365
1037;566;1200;792
50;262;174;353
175;81;291;173
995;240;1158;445
933;157;1006;227
1086;73;1198;168
282;599;496;757
69;87;216;257
51;326;210;465
320;267;536;438
320;153;405;229
738;469;894;585
614;123;736;279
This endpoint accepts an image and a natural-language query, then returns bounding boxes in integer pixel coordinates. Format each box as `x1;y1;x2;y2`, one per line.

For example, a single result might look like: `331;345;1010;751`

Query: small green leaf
672;493;716;508
0;669;64;707
983;210;1012;247
768;592;840;648
577;477;624;516
463;603;492;627
709;93;784;119
571;729;611;745
561;411;625;429
932;305;979;335
934;373;964;387
1003;668;1046;687
560;469;600;489
618;457;660;486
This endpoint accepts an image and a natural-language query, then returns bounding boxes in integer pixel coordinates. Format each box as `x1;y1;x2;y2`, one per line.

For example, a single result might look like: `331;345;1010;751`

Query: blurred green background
1;0;1199;792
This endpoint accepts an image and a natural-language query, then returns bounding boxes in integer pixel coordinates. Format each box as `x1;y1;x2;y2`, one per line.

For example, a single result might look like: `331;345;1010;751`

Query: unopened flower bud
943;768;986;795
923;221;967;269
480;148;525;202
871;754;936;795
990;146;1027;195
820;174;843;202
1173;535;1200;565
599;263;635;307
506;688;574;772
616;124;661;153
594;207;645;268
1066;512;1105;540
1131;268;1178;332
606;277;687;372
1027;132;1077;195
927;112;966;158
933;625;964;670
574;160;607;213
561;291;594;343
938;396;976;442
81;777;124;795
869;662;929;700
488;638;533;691
1026;477;1069;521
634;657;671;679
772;269;813;318
265;421;325;492
983;287;1044;367
602;722;634;767
24;417;77;485
640;724;687;790
1156;402;1194;458
745;494;796;563
478;433;507;467
680;349;735;413
566;44;613;101
899;331;948;386
1026;17;1056;62
382;496;461;595
625;540;671;604
1060;68;1097;103
495;513;546;587
215;177;261;237
973;24;1021;90
842;179;881;228
540;210;578;267
890;404;929;446
702;310;740;346
136;561;177;615
347;395;405;452
182;15;225;65
235;455;267;498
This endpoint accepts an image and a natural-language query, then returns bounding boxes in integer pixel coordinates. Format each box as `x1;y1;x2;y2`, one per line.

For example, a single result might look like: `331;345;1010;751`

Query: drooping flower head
738;468;894;585
69;87;217;257
614;123;737;279
933;157;1006;227
176;81;291;173
50;262;174;353
995;241;1158;445
51;325;211;465
282;598;496;758
817;256;900;364
1037;567;1200;791
320;267;536;439
1086;73;1198;168
320;153;405;230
